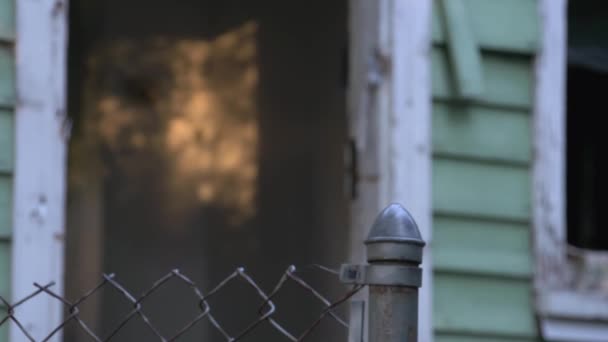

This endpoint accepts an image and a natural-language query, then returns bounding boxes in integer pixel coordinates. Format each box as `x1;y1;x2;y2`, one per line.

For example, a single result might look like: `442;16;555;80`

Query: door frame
348;0;433;340
11;0;68;340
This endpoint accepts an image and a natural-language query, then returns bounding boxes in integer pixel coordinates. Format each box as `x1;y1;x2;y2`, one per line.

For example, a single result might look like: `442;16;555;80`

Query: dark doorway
65;1;348;340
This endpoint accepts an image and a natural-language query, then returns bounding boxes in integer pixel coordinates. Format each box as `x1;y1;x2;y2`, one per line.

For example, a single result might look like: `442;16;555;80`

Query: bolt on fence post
341;203;425;342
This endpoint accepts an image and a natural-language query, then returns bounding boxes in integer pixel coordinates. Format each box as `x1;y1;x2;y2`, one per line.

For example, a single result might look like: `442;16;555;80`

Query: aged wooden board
436;333;538;342
0;109;12;173
432;47;533;108
433;103;531;164
433;158;531;221
0;0;14;41
0;46;13;107
0;175;9;237
0;241;9;299
433;216;532;278
432;0;539;53
434;273;537;337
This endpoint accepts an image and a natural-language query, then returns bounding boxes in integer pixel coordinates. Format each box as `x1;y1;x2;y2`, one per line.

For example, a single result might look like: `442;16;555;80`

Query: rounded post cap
365;203;425;263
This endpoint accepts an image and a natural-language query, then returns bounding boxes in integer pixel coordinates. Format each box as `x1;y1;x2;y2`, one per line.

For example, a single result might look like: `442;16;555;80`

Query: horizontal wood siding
436;333;537;342
433;103;531;164
434;274;537;337
0;0;13;41
432;47;533;108
433;159;530;221
0;242;8;297
0;241;7;340
431;0;539;340
0;110;12;173
434;217;532;278
0;175;9;238
0;2;13;341
0;46;14;107
432;0;539;54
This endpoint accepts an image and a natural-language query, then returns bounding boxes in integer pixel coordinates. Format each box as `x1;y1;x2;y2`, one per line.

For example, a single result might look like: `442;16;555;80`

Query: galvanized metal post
342;204;425;342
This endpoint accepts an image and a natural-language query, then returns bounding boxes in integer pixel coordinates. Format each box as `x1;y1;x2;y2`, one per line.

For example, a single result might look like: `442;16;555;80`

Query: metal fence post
342;203;425;342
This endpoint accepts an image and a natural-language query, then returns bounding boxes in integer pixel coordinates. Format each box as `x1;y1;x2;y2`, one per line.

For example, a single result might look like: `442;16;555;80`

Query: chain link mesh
0;265;365;341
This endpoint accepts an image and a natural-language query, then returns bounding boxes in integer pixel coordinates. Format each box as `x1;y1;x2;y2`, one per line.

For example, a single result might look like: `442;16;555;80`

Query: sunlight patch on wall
71;21;259;228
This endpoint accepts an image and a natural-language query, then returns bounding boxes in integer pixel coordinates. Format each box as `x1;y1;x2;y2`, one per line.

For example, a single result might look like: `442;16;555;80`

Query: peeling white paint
11;0;68;341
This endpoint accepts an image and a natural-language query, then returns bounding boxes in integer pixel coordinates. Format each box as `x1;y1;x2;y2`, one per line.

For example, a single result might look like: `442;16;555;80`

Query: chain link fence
1;265;365;342
1;204;425;342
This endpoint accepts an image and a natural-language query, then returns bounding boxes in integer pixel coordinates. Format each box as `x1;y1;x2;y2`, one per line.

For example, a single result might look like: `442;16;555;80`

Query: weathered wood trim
348;0;433;340
532;0;568;293
534;0;608;338
11;0;68;340
541;317;608;342
389;1;433;341
539;291;608;321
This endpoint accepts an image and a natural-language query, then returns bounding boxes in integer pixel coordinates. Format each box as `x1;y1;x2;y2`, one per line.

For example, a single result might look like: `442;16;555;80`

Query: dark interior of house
567;1;608;250
65;1;349;340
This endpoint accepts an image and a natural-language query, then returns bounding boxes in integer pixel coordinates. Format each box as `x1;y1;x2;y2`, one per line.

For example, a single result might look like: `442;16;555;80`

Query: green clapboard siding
434;216;532;278
432;47;533;108
433;158;531;221
0;4;12;341
0;46;14;107
0;242;8;298
0;322;6;342
0;0;14;41
0;110;13;173
431;0;538;338
436;333;537;342
434;273;537;338
432;0;539;53
0;176;9;238
0;242;9;342
433;103;531;164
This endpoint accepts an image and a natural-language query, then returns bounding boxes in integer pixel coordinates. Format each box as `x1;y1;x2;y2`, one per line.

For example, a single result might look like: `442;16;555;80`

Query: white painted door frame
11;0;68;341
348;0;433;340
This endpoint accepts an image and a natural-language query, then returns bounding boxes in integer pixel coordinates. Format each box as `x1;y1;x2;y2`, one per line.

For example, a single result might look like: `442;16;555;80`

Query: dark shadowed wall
65;1;348;341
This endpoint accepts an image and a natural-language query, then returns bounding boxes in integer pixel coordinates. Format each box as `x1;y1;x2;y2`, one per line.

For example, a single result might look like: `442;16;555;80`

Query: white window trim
534;0;608;340
348;0;432;340
11;0;68;341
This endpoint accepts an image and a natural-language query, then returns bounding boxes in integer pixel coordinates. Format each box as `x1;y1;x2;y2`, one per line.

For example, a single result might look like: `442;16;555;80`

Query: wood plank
439;0;484;100
11;0;69;337
0;0;14;41
0;46;14;106
433;103;531;163
432;0;539;53
542;317;608;342
434;273;537;337
533;0;569;291
433;216;532;278
0;242;9;300
0;242;8;342
348;2;434;341
0;175;9;237
389;2;434;341
432;47;533;108
433;158;531;220
0;322;7;342
0;110;13;173
436;333;538;342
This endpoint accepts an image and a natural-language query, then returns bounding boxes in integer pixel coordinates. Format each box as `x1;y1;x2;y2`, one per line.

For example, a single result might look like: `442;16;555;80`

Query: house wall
0;0;14;340
431;0;541;340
